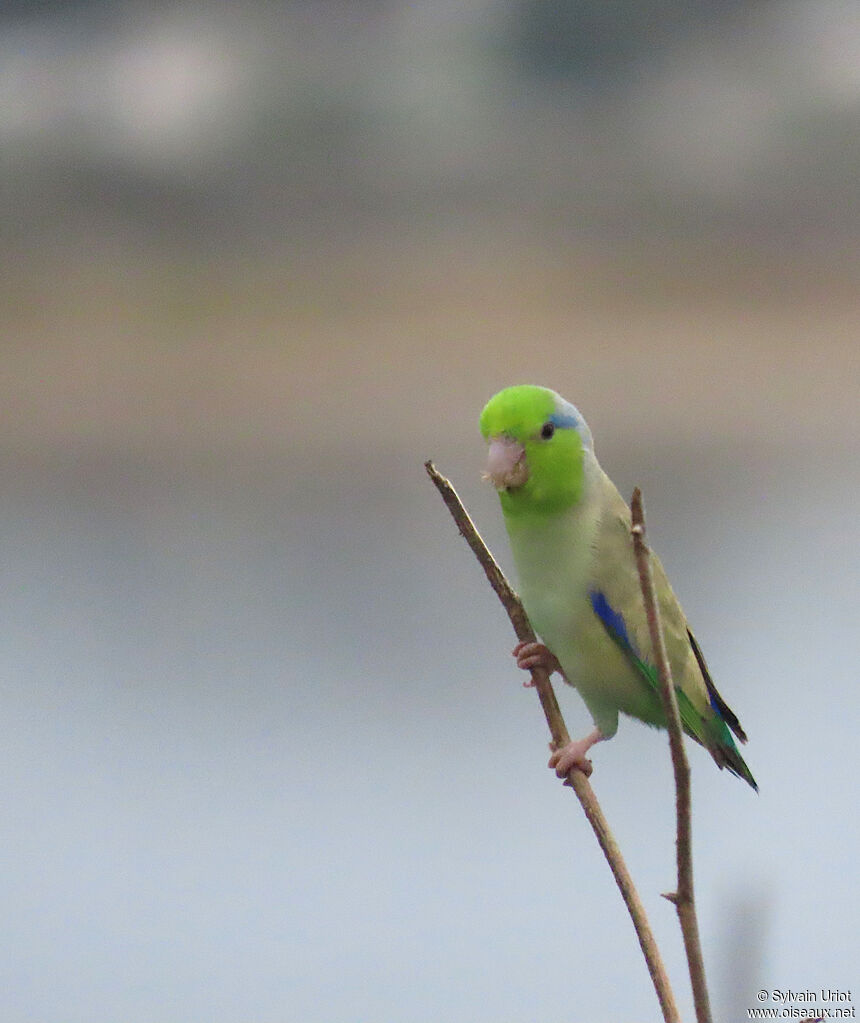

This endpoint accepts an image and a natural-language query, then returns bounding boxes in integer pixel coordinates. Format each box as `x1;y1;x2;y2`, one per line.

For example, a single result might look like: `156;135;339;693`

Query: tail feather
705;717;758;791
674;687;758;790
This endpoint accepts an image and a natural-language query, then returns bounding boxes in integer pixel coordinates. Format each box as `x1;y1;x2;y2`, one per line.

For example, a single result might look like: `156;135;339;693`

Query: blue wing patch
589;589;637;655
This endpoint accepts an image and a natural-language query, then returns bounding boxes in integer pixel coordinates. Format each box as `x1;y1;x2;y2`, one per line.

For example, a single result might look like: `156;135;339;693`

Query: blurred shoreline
5;223;858;460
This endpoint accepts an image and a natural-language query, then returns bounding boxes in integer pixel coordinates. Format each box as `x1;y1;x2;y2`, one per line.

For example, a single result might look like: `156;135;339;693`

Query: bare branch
426;460;680;1023
631;487;712;1023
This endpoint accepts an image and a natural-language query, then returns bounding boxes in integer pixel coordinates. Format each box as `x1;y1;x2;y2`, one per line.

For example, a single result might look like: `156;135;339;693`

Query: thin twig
631;487;712;1023
426;460;680;1023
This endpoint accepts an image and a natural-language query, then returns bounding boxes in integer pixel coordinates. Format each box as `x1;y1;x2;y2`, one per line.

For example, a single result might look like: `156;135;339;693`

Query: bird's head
480;385;593;516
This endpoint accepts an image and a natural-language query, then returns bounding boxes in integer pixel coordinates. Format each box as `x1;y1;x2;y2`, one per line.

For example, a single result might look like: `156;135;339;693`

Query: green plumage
481;384;756;790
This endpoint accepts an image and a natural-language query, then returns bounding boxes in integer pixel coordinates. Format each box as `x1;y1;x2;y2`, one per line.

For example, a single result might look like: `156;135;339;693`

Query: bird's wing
586;471;711;715
587;587;709;742
586;470;757;788
686;626;748;744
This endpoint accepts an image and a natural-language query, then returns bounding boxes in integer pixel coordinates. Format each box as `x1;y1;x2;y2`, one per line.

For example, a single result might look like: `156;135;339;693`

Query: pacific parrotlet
480;384;756;789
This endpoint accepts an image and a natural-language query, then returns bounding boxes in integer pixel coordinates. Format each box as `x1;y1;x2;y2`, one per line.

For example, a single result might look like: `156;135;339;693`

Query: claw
512;641;562;676
547;728;605;779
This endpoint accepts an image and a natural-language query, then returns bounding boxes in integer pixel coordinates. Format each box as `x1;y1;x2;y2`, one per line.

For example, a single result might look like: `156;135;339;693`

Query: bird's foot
548;728;605;779
512;641;562;687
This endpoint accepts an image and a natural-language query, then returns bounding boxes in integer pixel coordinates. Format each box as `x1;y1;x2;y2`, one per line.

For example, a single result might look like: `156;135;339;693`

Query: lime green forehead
479;385;557;440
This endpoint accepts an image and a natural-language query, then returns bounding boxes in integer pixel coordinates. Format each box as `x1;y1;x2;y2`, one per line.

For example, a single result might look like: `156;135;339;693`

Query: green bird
480;384;756;789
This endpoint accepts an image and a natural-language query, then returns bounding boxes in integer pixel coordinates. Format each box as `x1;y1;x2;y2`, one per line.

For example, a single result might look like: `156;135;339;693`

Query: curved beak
484;435;529;490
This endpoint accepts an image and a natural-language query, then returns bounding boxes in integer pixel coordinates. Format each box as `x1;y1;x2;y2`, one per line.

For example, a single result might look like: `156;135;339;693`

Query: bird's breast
505;504;598;648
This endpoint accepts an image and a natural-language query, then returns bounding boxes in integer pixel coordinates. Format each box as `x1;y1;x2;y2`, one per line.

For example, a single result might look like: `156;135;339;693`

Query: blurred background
2;2;858;1021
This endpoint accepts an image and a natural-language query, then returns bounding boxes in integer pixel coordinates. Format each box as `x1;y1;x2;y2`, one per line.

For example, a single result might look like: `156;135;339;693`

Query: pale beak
484;435;529;490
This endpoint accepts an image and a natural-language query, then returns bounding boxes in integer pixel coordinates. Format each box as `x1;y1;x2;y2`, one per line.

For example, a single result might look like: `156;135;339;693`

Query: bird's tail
704;718;758;791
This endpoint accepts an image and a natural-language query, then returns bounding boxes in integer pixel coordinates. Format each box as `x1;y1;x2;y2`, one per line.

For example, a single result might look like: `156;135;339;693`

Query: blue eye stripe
549;410;578;429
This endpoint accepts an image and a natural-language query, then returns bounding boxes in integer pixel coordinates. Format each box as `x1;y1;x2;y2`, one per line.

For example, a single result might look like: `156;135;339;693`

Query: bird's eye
540;421;555;440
